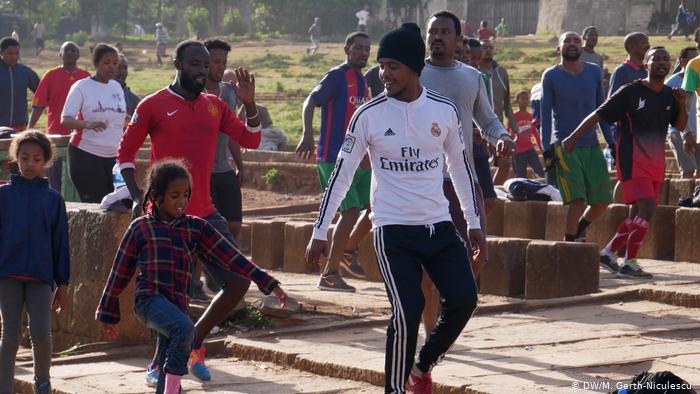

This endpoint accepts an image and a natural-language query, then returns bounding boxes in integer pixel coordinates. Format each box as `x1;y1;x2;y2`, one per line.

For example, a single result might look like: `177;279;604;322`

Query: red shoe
406;370;432;393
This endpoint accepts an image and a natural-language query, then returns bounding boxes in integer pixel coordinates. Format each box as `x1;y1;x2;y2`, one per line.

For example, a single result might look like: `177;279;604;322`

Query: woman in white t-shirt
61;43;127;203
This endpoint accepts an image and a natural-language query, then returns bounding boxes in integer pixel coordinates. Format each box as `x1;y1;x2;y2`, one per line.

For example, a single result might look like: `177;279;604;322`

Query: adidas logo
384;128;395;136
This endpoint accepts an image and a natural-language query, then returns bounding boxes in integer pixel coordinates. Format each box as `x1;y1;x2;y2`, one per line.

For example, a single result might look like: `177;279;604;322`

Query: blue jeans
135;295;194;376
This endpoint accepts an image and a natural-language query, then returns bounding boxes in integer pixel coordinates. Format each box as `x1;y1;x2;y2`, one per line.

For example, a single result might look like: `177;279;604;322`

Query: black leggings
68;145;115;203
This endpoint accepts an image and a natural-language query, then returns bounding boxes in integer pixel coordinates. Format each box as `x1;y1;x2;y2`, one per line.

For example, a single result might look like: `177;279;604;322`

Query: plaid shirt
95;213;278;324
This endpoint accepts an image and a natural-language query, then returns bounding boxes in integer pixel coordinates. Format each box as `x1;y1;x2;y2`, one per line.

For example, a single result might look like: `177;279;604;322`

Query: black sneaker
318;272;356;292
599;253;620;273
618;260;653;279
340;251;366;279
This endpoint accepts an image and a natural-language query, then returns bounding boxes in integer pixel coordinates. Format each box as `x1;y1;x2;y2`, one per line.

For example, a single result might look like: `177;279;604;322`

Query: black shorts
35;38;44;48
210;170;242;222
474;155;497;199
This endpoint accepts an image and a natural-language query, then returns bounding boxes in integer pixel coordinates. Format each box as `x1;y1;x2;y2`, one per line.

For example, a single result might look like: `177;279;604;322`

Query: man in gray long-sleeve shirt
419;10;515;336
480;39;517;185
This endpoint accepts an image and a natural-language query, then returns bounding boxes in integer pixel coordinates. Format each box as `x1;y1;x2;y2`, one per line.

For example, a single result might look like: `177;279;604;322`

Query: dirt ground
241;186;320;210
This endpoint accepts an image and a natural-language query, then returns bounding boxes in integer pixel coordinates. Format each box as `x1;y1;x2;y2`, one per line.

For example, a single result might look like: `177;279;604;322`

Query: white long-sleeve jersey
312;88;480;241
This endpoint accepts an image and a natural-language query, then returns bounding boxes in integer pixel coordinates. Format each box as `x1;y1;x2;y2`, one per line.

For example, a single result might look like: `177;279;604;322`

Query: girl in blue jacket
0;131;70;394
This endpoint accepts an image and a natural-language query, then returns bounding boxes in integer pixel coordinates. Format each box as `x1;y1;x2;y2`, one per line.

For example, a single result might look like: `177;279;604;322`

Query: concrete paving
12;259;700;393
13;352;381;393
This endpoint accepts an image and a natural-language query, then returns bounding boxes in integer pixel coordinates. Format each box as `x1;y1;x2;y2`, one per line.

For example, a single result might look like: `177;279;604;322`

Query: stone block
675;208;700;263
667;179;695;206
135;159;151;189
544;202;567;241
638;205;677;260
502;200;548;240
242;162;320;194
238;223;251;254
485;198;505;236
666;157;679;174
479;237;530;297
357;231;382;282
59;203;150;344
587;204;630;249
525;241;599;299
659;179;670;206
283;221;317;273
251;219;286;270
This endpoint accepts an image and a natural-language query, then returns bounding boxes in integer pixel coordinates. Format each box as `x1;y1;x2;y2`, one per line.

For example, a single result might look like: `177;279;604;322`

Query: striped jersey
310;64;369;163
312;88;480;241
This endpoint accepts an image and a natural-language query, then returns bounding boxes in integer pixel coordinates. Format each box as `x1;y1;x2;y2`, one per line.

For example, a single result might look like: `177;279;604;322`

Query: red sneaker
406;370;432;393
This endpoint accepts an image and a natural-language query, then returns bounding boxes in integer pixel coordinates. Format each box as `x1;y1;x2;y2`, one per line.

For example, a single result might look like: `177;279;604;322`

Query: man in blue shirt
609;33;649;97
0;38;39;130
541;32;614;242
667;46;699;178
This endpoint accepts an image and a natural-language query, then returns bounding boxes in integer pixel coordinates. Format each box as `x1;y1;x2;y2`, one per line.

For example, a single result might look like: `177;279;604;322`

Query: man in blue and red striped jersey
297;31;371;292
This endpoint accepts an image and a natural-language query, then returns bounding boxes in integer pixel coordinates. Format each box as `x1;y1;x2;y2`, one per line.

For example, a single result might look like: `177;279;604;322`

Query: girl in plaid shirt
96;160;287;393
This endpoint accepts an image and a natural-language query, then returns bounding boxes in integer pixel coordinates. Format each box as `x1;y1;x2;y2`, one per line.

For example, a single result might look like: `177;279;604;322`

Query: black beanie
377;22;426;76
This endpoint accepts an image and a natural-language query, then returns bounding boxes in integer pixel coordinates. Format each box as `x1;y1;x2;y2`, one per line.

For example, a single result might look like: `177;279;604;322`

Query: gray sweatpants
0;279;53;393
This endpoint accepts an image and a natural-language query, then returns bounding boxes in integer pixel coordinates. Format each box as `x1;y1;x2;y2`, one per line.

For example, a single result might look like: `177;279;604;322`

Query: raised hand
230;67;256;106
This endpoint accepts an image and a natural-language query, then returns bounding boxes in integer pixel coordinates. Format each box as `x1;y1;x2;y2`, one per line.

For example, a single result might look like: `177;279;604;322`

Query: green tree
185;6;210;37
222;8;247;36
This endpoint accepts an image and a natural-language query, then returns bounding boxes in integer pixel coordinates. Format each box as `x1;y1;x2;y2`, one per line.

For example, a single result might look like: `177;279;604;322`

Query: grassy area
22;35;695;146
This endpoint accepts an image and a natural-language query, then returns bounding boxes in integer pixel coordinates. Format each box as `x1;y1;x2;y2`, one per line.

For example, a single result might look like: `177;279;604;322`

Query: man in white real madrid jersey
305;22;483;394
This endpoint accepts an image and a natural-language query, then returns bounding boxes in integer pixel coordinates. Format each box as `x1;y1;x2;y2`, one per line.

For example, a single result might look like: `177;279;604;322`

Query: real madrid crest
431;121;441;137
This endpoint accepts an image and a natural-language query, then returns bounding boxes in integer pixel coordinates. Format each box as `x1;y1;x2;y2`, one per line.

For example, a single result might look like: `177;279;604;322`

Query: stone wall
537;0;656;36
52;203;150;349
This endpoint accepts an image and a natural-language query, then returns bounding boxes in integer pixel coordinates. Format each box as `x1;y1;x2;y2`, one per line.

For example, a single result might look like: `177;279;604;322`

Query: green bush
185;7;210;37
250;53;292;69
262;168;281;190
223;8;247;36
65;31;89;46
496;48;526;62
252;3;275;34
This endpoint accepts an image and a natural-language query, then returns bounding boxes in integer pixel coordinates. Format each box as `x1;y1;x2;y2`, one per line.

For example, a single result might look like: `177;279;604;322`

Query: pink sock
164;373;182;394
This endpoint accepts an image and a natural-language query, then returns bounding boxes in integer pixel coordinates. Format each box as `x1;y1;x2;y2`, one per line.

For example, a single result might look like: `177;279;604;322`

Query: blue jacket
0;175;70;287
0;61;40;128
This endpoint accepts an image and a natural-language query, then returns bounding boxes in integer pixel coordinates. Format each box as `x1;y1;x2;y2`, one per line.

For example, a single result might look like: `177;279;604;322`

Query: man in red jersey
117;40;262;383
29;41;90;191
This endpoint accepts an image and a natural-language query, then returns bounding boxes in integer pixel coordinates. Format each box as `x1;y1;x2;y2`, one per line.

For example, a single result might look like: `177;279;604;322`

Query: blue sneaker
145;365;159;387
34;381;51;394
188;346;211;382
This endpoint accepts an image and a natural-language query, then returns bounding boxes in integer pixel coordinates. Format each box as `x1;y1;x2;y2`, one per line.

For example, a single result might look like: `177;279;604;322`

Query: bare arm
296;95;319;160
562;113;601;153
28;106;45;128
673;88;688;132
120;168;144;217
61;116;106;131
228;138;243;176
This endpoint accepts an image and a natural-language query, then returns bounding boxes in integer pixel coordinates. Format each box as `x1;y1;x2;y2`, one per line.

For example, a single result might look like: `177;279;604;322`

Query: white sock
600;247;616;258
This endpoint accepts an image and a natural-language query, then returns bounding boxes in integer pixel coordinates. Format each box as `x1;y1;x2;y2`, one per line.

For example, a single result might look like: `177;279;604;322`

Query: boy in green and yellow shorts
554;145;613;208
